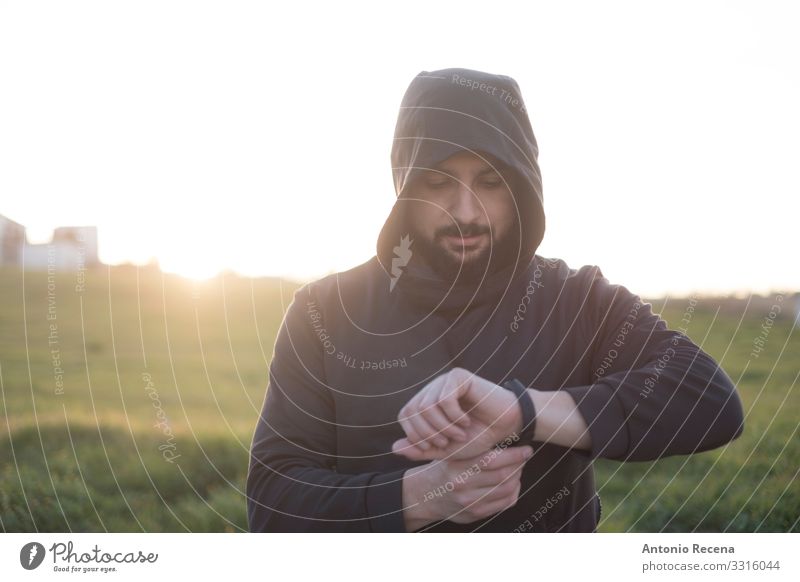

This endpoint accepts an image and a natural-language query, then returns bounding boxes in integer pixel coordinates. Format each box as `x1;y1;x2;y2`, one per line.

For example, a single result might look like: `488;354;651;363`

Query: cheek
485;196;515;233
408;204;448;233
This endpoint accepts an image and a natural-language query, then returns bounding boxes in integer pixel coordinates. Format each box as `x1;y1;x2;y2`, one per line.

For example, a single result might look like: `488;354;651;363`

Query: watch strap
501;378;537;446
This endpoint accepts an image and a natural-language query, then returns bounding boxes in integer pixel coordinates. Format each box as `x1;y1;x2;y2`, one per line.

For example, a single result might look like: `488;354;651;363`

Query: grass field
1;265;797;532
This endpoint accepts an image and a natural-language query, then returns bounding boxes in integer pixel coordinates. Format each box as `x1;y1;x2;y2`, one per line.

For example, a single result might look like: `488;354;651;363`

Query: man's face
405;150;518;282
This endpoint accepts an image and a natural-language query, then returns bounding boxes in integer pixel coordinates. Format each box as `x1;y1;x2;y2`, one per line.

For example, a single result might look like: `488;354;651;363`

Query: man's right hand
401;443;533;531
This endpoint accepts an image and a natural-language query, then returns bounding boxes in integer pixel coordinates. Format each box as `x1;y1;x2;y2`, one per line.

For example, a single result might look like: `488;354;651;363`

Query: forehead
431;150;503;175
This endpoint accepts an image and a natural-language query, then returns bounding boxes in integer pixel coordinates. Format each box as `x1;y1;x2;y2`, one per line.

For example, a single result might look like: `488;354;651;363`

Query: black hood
376;67;546;313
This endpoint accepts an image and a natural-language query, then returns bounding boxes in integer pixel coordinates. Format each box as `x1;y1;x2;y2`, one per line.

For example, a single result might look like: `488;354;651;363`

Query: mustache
435;224;490;239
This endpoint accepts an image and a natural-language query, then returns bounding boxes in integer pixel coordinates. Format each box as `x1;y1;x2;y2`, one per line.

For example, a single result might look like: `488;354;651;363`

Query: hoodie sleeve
246;284;408;532
561;265;745;462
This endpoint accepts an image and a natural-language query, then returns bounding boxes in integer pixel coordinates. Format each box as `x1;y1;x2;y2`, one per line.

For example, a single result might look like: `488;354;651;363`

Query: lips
443;233;487;247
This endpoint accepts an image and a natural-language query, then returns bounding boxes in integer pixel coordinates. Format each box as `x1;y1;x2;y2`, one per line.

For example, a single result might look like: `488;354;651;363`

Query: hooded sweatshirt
246;67;745;532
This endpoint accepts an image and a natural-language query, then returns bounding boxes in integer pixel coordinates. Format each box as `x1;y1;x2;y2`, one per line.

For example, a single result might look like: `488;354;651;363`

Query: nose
447;182;482;226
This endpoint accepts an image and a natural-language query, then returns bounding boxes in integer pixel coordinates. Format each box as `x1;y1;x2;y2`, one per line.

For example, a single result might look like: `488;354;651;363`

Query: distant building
0;214;25;266
792;292;800;328
0;213;100;271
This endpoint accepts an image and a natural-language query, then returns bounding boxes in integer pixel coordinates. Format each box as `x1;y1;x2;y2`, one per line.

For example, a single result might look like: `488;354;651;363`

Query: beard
408;220;521;285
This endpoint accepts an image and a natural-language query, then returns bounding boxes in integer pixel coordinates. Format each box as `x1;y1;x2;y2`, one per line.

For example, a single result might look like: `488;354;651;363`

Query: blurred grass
1;265;298;532
0;265;797;531
594;295;800;532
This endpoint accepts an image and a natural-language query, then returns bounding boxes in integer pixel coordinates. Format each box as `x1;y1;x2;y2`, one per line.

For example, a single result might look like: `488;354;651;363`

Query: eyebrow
427;166;501;178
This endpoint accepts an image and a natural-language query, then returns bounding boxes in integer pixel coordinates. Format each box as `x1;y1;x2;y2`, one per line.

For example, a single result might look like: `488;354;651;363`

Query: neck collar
390;249;533;315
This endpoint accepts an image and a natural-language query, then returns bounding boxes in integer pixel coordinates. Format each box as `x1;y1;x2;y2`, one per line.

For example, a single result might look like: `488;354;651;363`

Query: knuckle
469;509;485;521
476;505;496;519
451;367;468;383
496;481;516;497
463;509;481;521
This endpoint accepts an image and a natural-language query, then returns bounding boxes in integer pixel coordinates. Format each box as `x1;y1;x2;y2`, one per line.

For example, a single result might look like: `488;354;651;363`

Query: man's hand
392;367;523;461
402;443;533;530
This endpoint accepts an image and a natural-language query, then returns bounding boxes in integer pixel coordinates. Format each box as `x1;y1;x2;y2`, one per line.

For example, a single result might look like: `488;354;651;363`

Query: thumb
392;438;424;459
392;438;446;461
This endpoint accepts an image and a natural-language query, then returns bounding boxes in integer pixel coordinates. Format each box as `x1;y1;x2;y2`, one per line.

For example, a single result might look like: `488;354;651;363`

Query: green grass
594;296;800;532
0;266;797;531
0;265;298;532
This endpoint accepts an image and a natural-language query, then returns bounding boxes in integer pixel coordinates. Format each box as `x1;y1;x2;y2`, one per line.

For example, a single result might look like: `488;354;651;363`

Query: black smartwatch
501;378;537;446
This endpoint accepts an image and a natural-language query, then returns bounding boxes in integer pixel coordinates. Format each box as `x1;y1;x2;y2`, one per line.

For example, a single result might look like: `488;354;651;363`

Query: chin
454;243;496;261
443;251;492;275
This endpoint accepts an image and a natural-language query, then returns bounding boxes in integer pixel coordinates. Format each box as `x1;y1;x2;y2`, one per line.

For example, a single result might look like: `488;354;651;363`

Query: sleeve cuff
365;468;408;532
562;382;630;460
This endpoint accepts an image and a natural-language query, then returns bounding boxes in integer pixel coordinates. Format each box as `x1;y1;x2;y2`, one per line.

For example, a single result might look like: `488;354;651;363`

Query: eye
481;179;503;189
426;179;450;189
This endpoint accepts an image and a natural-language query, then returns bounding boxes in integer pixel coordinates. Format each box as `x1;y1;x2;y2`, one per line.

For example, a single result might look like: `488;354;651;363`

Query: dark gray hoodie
246;67;745;532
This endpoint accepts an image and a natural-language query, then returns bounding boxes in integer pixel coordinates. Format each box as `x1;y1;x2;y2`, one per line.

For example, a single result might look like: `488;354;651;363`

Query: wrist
527;389;591;449
526;389;544;441
402;464;439;532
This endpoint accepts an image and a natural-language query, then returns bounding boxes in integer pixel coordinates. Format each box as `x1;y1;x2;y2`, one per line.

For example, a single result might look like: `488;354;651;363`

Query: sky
1;0;798;297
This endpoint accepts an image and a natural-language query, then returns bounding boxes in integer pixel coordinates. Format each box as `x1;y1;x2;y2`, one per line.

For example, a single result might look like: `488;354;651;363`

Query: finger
418;400;467;442
407;409;449;448
418;387;458;442
399;374;443;421
397;376;448;447
475;464;525;487
391;438;431;461
399;400;439;448
456;460;524;488
458;487;519;521
437;386;471;428
468;475;521;503
393;436;459;461
443;369;474;425
512;479;522;503
398;416;431;450
475;489;522;518
476;445;533;471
